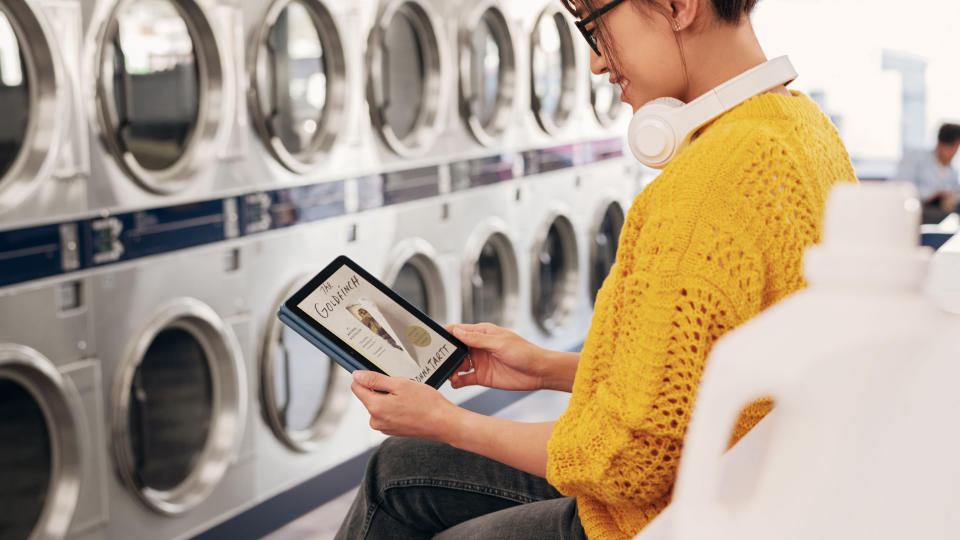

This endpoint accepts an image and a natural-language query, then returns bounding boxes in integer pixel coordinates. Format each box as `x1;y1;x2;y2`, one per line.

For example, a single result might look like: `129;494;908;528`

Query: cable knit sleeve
546;203;768;536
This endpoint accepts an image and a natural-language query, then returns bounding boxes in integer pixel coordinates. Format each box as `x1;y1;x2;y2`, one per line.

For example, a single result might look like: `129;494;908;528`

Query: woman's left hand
351;371;464;442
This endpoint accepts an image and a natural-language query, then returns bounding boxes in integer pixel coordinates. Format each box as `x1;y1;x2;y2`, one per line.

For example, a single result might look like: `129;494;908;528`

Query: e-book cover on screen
297;265;456;383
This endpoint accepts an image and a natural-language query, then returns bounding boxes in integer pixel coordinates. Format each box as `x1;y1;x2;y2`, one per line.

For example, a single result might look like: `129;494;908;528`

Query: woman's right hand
446;323;560;392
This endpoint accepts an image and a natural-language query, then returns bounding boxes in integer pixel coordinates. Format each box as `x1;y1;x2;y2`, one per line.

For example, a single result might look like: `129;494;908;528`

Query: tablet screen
296;264;457;383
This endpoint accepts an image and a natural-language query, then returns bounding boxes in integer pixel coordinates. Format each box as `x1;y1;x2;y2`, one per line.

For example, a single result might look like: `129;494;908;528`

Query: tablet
277;255;468;389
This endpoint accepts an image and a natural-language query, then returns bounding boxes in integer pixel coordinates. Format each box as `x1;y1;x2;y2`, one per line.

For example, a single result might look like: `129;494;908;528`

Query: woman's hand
446;323;578;392
351;371;465;442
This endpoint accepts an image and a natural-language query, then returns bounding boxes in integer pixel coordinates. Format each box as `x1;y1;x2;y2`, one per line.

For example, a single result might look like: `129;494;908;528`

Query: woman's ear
667;0;701;31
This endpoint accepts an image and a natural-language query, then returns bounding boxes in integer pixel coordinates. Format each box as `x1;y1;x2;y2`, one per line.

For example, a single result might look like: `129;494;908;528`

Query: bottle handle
672;360;781;539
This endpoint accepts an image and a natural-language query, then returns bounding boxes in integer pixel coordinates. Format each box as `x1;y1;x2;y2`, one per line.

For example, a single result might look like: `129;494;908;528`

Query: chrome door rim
248;0;349;174
0;1;64;214
111;298;246;515
0;343;82;540
530;211;580;333
91;0;225;195
529;6;577;136
383;238;448;322
366;0;446;157
458;2;516;147
260;277;352;453
461;218;519;327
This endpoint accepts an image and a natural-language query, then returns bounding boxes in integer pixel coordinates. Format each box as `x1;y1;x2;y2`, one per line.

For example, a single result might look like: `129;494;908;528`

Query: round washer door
249;0;348;173
589;201;625;303
112;299;246;515
462;229;519;327
531;214;580;333
458;4;516;146
0;1;62;213
387;250;447;322
530;7;576;135
367;0;445;157
0;344;82;540
261;279;351;453
94;0;224;194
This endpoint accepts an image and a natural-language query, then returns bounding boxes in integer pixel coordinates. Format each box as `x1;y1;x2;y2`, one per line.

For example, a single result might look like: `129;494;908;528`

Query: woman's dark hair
711;0;759;23
567;0;758;24
566;0;759;84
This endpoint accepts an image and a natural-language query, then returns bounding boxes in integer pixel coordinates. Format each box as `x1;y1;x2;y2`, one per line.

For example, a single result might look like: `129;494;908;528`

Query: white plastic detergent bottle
669;182;960;540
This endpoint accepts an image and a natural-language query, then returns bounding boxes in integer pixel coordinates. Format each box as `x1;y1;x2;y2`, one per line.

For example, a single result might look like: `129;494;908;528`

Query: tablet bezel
283;255;468;388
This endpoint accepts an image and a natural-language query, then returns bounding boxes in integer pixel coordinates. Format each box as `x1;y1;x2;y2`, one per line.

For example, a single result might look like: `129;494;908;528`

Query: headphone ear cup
628;97;686;169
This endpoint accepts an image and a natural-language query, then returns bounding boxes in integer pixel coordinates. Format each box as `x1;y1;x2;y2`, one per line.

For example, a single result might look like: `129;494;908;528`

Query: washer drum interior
589;200;625;303
531;213;580;333
111;298;246;515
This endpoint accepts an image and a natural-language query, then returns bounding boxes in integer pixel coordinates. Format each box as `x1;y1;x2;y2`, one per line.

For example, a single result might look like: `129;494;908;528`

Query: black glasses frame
561;0;627;56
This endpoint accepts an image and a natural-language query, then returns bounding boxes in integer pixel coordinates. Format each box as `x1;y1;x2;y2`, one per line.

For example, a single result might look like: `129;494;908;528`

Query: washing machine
245;215;398;505
0;275;109;540
0;0;89;231
89;244;254;540
356;0;456;172
81;0;248;213
243;0;368;189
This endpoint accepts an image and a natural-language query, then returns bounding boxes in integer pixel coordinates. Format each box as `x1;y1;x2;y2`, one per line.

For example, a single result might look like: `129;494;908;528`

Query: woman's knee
364;437;442;490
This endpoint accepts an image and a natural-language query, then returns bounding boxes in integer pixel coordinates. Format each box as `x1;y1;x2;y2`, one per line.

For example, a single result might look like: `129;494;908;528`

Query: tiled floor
264;390;571;539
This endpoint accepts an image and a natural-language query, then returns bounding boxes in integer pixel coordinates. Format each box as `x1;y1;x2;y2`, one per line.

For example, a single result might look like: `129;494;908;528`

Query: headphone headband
628;56;798;169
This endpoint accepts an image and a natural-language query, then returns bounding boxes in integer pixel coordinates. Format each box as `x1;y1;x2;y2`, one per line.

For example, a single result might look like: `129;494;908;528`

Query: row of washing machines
0;0;645;539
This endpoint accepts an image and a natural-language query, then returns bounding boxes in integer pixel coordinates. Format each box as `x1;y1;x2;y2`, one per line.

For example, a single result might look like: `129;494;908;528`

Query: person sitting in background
894;123;960;224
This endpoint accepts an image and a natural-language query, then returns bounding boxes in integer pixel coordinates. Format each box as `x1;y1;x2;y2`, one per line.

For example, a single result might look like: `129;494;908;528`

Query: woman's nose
589;47;609;76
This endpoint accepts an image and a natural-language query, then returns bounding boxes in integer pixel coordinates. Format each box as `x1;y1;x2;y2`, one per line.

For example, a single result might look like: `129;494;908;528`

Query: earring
673;19;681;31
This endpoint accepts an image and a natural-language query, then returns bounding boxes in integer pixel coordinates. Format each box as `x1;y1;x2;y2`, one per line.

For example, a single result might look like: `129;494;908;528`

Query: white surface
670;183;960;540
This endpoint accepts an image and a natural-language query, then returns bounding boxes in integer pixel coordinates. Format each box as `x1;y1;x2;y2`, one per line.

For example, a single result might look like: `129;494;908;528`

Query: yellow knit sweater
546;92;857;539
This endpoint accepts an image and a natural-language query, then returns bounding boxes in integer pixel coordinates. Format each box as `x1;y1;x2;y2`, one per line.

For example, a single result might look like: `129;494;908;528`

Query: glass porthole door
531;214;579;333
367;0;445;156
459;5;515;145
94;0;224;194
249;0;347;173
530;8;576;135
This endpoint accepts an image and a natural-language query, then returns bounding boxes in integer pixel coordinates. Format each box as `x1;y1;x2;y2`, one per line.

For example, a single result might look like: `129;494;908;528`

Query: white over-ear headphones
627;56;798;169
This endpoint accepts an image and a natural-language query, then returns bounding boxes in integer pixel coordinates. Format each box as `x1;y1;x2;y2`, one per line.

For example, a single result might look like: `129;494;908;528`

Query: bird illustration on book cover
347;300;404;351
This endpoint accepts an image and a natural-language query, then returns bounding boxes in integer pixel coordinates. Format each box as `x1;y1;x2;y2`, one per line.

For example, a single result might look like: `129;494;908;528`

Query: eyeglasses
561;0;627;56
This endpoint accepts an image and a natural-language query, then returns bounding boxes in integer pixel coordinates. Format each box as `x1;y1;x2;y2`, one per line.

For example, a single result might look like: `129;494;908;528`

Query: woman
337;0;856;538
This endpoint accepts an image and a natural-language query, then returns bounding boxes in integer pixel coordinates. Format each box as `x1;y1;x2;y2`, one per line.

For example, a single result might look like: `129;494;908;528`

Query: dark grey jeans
334;437;587;539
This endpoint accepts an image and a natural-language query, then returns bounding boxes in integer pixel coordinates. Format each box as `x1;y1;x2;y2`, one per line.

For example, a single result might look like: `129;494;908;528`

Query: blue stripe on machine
0;140;628;289
523;144;577;176
240;181;347;235
0;223;65;287
450;153;520;191
83;199;229;267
